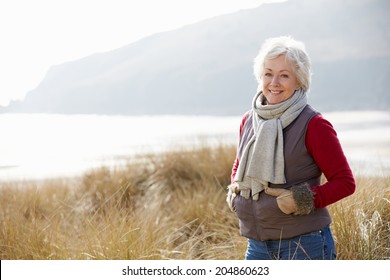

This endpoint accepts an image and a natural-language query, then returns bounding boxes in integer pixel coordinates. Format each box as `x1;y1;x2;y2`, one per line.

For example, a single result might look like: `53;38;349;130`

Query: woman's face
262;54;301;105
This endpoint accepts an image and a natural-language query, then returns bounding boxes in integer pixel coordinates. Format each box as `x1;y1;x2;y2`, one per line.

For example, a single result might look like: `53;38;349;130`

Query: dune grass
0;145;389;260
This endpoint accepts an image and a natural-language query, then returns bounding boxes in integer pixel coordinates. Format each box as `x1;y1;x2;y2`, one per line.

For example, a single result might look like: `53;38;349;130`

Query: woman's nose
271;76;280;86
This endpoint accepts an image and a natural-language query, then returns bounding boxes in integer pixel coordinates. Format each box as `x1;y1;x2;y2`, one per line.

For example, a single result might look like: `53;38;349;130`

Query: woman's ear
295;81;302;90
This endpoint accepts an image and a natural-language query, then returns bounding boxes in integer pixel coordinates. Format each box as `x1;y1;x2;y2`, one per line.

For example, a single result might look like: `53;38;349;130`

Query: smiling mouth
269;89;283;94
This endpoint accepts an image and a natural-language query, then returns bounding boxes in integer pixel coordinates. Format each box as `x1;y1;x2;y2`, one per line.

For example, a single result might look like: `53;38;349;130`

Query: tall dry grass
329;176;390;259
0;144;389;259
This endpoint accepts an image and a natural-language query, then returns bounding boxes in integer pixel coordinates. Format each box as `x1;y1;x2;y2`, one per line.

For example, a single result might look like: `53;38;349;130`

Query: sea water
0;111;389;181
0;114;239;180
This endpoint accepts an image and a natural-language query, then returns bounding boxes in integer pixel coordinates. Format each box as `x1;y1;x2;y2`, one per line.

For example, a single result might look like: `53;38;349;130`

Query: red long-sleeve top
231;113;356;209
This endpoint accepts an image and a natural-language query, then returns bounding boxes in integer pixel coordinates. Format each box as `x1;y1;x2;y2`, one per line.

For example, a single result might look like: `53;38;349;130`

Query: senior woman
227;36;356;260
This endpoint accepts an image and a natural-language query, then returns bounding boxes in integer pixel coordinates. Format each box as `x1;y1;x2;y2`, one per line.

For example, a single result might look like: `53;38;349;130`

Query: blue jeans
245;225;336;260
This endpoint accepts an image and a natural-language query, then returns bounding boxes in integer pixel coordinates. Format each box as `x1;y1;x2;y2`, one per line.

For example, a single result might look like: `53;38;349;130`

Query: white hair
253;36;312;92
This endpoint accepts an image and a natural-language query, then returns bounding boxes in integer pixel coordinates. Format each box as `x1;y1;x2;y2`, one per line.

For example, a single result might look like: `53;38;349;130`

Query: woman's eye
281;74;289;78
264;73;272;77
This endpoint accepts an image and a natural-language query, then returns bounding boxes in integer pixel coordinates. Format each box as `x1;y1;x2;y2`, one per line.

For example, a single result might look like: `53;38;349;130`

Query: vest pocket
233;195;258;239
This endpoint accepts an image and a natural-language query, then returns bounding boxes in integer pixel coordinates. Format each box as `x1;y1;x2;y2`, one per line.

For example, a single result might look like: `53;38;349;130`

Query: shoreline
1;148;389;187
1;111;389;182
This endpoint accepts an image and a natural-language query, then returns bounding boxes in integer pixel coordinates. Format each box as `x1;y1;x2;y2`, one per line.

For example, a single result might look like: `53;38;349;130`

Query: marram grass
0;145;389;259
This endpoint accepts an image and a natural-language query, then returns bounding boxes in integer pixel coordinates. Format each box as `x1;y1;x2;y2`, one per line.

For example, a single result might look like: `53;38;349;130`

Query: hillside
2;0;389;115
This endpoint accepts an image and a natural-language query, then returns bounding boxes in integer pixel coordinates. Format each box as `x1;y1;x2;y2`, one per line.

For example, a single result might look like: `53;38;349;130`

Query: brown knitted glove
265;182;314;215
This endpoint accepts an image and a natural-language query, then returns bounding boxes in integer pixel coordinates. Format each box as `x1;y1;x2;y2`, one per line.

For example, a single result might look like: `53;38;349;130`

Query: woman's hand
265;187;298;214
226;183;239;212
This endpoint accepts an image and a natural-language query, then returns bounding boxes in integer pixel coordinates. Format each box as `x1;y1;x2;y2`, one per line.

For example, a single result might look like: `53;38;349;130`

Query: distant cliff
2;0;389;115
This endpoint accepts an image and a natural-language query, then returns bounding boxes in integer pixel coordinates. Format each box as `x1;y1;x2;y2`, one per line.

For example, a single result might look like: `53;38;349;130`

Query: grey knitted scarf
234;89;307;200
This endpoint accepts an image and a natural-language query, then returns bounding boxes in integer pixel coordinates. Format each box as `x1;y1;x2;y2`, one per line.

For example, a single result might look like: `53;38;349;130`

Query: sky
0;0;284;107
